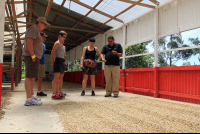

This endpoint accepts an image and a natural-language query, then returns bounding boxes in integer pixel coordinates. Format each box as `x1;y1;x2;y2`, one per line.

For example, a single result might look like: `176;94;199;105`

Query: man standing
101;36;123;98
23;17;50;106
37;32;48;97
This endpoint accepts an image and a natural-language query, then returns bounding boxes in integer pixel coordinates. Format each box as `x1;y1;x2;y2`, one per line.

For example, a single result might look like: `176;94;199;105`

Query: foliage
125;42;154;68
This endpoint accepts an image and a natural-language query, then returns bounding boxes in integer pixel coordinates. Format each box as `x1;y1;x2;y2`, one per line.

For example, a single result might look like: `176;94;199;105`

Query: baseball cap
37;17;50;26
40;32;48;38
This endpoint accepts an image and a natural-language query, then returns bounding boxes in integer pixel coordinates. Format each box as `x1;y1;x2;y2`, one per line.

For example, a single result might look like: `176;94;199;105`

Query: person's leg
52;73;60;94
82;75;88;91
111;66;120;96
31;78;36;95
37;77;43;92
56;73;62;94
90;75;95;91
25;78;35;99
104;65;112;96
59;74;64;93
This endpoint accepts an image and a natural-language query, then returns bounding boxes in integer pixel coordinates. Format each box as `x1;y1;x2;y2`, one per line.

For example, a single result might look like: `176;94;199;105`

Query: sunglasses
62;36;67;39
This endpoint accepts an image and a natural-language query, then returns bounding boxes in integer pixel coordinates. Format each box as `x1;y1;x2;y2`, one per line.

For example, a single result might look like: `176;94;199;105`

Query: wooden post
0;0;6;109
11;32;15;91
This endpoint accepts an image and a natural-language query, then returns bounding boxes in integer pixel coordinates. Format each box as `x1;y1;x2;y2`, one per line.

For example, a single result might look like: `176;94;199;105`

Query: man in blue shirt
37;32;48;96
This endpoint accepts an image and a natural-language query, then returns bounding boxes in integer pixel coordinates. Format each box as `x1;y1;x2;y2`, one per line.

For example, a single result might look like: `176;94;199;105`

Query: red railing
63;65;200;104
74;71;82;83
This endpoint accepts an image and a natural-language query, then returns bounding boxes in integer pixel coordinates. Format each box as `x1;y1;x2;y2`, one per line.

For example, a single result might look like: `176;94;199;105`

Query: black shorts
24;56;40;78
82;65;97;75
54;57;65;74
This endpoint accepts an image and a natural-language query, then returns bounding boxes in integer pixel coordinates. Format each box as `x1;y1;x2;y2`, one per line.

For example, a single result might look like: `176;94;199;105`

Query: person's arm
101;54;106;63
80;47;87;69
63;46;66;58
27;38;36;62
95;47;101;62
51;42;60;67
101;46;107;63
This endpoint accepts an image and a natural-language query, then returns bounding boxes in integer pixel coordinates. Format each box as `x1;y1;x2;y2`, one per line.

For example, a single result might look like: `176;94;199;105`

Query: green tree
125;42;154;68
68;60;81;72
157;34;200;67
182;62;191;66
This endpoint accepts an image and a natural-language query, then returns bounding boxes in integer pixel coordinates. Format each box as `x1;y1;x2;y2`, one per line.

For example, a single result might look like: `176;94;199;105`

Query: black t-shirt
101;43;123;66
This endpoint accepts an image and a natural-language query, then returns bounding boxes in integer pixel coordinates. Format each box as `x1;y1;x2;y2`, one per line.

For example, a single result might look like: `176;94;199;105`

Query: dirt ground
0;92;11;120
53;97;200;133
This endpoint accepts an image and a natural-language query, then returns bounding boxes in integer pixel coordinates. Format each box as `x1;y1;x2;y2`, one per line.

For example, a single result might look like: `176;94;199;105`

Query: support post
154;8;159;67
102;34;105;70
11;33;15;91
154;66;159;98
122;26;126;69
154;8;159;98
0;0;6;109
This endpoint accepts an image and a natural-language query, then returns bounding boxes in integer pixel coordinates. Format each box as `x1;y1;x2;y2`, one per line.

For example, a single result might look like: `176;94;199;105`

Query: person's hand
112;50;118;55
32;58;35;62
80;64;83;69
102;59;107;63
51;63;54;67
31;55;36;62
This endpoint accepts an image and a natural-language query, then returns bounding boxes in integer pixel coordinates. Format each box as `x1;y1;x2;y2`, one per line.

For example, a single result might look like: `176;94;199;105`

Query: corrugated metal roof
5;0;172;51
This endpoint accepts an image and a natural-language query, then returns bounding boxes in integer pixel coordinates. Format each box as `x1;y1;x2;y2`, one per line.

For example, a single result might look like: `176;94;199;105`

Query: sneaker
91;91;95;96
61;92;66;96
58;93;65;99
52;94;63;100
37;91;47;96
114;95;119;98
24;99;42;106
33;96;41;101
81;91;85;96
105;94;112;97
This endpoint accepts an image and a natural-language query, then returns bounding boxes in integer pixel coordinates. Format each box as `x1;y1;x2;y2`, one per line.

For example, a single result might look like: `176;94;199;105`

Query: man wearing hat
37;32;48;97
23;17;50;106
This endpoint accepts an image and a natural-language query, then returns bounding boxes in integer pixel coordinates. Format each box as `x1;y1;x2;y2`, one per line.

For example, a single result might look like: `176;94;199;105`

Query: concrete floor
0;80;138;133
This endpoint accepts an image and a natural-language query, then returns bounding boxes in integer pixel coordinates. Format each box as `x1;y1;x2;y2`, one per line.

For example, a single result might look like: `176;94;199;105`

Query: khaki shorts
39;64;46;78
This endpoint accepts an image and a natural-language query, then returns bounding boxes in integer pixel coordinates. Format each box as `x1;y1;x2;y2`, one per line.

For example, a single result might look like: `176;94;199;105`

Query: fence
64;65;200;104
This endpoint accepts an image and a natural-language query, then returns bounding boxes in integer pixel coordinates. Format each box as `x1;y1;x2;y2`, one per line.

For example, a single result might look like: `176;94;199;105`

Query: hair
108;36;114;40
59;31;67;36
89;38;95;43
36;21;39;24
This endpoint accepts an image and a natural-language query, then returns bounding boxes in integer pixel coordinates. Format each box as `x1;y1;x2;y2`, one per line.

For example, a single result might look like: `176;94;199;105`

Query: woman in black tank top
85;47;96;61
80;38;101;96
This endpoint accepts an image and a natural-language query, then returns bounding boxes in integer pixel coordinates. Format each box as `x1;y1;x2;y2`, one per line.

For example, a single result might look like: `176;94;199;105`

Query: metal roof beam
77;0;143;42
33;1;104;33
48;0;66;32
71;0;124;24
45;0;53;19
118;0;156;9
149;0;160;6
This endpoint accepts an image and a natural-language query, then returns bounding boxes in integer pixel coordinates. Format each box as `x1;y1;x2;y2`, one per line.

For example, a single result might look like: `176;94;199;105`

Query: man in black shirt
101;36;123;98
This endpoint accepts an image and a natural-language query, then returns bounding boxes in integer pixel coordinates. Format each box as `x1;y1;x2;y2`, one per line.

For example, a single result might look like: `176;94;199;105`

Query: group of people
23;17;123;106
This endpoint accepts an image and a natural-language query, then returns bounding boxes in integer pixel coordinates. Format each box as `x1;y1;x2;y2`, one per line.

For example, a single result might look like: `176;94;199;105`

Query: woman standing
80;38;101;96
51;31;67;100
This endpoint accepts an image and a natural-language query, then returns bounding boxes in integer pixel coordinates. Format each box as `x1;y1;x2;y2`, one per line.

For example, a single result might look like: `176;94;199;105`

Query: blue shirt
40;43;46;65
